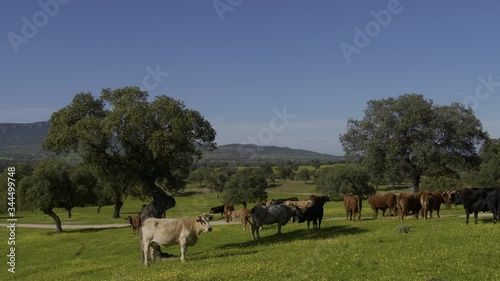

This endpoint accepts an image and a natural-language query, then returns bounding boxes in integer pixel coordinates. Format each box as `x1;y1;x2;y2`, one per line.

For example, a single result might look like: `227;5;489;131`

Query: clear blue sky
1;0;499;155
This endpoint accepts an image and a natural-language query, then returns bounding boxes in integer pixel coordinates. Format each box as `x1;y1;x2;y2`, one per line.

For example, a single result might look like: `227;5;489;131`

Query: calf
249;204;302;239
141;213;214;265
341;194;362;221
224;204;235;223
209;205;225;219
298;204;324;230
126;215;142;235
231;208;252;230
455;188;499;224
366;193;397;219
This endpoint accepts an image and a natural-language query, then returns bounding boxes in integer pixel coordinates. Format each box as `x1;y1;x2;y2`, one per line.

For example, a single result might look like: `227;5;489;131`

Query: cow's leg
143;241;150;266
307;220;310;230
277;223;282;235
474;211;479;224
373;209;377;219
180;240;187;261
465;209;470;224
382;209;386;217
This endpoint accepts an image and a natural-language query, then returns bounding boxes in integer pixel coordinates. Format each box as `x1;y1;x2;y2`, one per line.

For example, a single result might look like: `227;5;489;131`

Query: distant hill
201;144;344;165
0;121;344;165
0;121;51;164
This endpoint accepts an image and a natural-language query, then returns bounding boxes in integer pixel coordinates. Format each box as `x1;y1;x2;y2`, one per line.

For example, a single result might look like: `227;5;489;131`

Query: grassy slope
1;213;499;281
1;180;497;280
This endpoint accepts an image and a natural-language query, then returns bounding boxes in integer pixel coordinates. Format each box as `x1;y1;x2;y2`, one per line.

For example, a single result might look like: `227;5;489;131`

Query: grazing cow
298;204;324;230
249;204;302;240
366;193;397;219
224;204;235;223
341;194;362;221
141;213;214;265
231;208;252;230
274;197;299;204
309;194;331;206
126;215;142;235
455;188;500;224
209;205;225;219
397;193;422;221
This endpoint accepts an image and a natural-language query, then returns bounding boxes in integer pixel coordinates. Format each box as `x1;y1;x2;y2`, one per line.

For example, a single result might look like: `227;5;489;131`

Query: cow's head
197;213;214;232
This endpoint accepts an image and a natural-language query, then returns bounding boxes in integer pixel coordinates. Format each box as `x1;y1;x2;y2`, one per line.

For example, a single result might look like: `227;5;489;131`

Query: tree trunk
215;192;219;199
113;201;124;218
410;176;421;193
97;206;101;213
44;209;63;233
65;207;72;218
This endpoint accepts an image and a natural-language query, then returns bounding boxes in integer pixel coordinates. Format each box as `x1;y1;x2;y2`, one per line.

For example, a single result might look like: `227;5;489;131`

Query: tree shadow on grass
216;224;368;251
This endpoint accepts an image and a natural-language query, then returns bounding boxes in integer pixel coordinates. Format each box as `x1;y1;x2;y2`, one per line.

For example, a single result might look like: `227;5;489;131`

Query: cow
397;193;422;221
309;194;331;207
420;192;448;219
298;204;324;230
366;193;397;219
455;188;500;224
141;213;214;265
126;215;142;235
341;194;362;222
249;204;302;240
209;205;225;219
231;208;252;230
224;204;235;223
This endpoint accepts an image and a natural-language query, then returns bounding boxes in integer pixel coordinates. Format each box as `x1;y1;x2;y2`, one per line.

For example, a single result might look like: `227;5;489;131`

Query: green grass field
1;181;498;280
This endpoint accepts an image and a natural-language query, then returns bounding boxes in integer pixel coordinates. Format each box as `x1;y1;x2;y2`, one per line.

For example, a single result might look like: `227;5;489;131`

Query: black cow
298;204;324;230
209;205;225;219
455;188;499;224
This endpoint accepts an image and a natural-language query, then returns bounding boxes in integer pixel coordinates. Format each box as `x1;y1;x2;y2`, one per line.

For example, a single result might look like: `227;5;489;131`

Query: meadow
1;181;498;281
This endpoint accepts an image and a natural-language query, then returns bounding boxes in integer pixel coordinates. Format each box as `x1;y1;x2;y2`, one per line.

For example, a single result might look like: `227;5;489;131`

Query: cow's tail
357;195;362;221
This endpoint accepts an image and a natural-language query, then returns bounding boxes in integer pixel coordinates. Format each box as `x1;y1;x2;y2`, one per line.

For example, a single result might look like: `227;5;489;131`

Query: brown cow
224;204;235;223
397;193;422;221
366;193;397;219
231;208;251;230
420;191;448;219
341;194;362;221
126;215;142;235
443;190;457;210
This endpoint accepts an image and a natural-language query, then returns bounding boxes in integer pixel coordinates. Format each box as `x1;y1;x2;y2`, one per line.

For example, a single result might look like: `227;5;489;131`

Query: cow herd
133;187;499;265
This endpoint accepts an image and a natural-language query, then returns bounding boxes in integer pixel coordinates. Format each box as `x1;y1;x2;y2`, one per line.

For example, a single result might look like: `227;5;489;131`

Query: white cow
141;213;214;265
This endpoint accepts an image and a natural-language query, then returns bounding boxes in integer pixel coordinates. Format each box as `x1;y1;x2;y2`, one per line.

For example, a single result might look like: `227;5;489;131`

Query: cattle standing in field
341;194;362;221
126;215;142;235
249;204;302;240
366;193;397;219
420;192;448;219
209;205;225;219
397;193;422;221
141;213;214;265
298;204;324;230
231;208;252;230
455;188;500;224
224;204;235;223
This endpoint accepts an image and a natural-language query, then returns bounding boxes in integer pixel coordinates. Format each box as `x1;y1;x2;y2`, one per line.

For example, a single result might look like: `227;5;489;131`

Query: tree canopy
462;138;500;187
340;94;487;192
315;164;375;196
43;87;216;212
223;168;268;206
